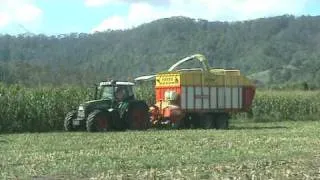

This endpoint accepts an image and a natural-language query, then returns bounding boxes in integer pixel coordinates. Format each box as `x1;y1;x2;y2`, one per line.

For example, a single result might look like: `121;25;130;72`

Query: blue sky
0;0;319;35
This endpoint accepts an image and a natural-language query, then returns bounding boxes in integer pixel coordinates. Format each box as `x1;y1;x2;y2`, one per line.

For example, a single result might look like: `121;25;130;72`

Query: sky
0;0;319;35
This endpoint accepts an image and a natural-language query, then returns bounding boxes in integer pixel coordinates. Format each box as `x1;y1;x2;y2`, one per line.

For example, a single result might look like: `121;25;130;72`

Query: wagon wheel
189;113;201;129
201;113;214;129
215;113;229;130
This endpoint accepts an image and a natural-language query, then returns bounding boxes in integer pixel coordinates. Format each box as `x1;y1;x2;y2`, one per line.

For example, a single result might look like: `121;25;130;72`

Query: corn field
0;84;91;132
251;90;320;121
0;83;319;133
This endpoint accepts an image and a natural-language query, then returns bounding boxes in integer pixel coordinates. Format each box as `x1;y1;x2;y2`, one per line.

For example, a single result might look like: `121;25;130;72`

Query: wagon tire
215;113;229;130
201;113;214;129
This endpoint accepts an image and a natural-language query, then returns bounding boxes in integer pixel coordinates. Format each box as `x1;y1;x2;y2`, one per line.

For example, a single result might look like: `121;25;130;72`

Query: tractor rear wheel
215;113;229;130
86;110;110;132
126;102;150;130
64;110;77;131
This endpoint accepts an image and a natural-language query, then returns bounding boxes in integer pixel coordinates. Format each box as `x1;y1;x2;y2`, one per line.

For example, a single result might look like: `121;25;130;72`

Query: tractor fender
120;100;149;115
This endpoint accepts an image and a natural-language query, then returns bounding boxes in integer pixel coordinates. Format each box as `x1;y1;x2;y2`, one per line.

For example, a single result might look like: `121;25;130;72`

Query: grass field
1;120;320;179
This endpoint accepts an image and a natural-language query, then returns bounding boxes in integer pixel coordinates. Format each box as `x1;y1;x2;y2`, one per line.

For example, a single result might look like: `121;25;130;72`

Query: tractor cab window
115;85;133;101
99;86;114;99
99;85;134;101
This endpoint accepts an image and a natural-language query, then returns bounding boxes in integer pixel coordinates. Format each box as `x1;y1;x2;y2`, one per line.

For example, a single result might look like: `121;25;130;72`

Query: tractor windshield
99;85;134;100
115;85;134;101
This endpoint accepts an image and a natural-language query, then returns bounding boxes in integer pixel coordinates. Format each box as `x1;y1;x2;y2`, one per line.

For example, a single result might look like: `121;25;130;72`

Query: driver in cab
115;87;126;102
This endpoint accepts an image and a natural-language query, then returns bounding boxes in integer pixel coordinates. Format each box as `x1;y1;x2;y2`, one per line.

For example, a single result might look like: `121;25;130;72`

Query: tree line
0;15;319;88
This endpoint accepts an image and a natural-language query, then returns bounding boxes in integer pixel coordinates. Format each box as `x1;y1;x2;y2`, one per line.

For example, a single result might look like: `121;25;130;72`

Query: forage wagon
135;54;256;129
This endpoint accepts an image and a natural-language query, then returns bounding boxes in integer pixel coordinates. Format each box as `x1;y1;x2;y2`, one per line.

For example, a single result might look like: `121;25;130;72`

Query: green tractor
64;80;150;132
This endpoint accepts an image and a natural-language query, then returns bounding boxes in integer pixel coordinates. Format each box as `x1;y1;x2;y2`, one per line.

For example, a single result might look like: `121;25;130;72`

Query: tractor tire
64;110;77;131
110;110;123;131
86;110;110;132
201;113;214;129
126;102;150;130
215;113;229;130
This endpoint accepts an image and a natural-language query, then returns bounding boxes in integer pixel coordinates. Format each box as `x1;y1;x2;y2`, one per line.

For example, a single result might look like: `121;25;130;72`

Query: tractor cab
96;81;135;102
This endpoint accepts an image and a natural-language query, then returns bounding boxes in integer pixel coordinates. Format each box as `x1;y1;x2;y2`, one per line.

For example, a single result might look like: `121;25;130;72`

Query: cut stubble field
0;120;320;180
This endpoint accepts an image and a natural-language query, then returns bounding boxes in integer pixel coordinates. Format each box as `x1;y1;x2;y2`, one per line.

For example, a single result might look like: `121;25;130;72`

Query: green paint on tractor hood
81;99;113;110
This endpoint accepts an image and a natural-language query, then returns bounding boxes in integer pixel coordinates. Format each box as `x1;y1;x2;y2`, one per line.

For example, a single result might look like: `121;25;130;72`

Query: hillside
0;15;320;88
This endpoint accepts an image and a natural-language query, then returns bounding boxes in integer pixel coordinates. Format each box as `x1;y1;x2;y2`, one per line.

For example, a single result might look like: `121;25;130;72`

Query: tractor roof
99;81;135;86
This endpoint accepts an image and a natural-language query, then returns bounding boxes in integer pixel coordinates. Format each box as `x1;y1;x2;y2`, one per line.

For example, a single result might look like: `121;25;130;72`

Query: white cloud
91;0;309;32
85;0;169;7
85;0;113;7
14;3;42;23
126;3;164;26
91;2;162;32
92;16;127;31
0;0;42;28
223;0;307;20
0;12;10;27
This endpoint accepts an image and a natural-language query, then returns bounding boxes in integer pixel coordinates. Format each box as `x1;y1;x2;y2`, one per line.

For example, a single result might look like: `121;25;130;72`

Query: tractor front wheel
86;110;110;132
64;110;77;131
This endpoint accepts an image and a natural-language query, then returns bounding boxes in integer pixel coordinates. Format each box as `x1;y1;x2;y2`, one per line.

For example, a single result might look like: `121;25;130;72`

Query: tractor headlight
78;105;84;111
78;105;85;118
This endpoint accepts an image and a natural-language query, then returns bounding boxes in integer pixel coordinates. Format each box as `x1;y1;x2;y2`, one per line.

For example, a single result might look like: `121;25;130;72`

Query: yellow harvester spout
168;54;210;72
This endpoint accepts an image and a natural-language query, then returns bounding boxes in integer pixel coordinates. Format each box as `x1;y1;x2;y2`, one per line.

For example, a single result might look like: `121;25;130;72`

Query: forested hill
0;15;320;88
